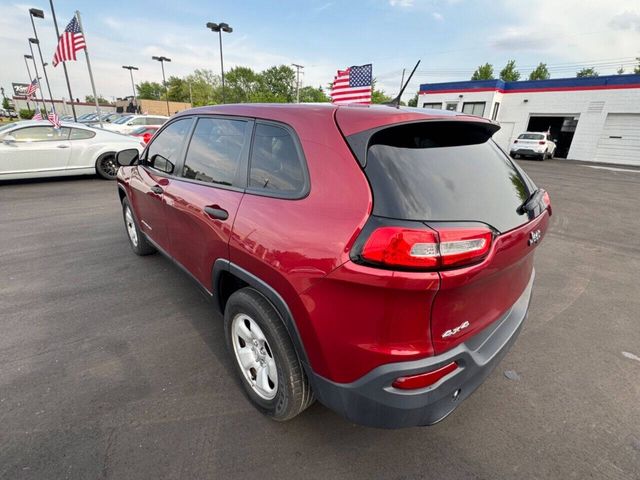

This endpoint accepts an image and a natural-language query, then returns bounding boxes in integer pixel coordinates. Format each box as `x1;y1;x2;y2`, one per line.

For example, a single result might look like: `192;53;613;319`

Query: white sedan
0;121;144;181
102;115;169;135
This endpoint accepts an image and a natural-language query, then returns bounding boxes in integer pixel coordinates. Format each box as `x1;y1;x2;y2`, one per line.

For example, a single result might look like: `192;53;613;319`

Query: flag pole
23;56;34;112
49;0;77;122
75;11;103;128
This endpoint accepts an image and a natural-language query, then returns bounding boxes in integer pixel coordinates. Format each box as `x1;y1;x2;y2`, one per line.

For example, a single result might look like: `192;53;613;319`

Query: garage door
594;113;640;166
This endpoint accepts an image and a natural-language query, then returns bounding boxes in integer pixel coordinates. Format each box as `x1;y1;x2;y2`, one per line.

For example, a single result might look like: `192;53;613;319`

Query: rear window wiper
517;189;543;215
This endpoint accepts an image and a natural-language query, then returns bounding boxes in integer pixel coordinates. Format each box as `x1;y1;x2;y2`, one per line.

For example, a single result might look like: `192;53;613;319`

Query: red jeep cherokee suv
115;104;550;428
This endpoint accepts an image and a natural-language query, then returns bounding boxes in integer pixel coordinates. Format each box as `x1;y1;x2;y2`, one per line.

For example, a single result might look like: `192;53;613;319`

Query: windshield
114;115;133;124
518;133;544;140
361;122;531;233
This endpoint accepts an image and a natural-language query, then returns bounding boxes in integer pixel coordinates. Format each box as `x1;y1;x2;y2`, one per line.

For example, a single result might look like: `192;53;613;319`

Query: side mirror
3;135;16;144
116;148;139;167
127;122;133;126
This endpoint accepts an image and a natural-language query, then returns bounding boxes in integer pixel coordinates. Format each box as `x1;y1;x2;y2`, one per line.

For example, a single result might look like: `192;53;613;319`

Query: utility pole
292;63;304;103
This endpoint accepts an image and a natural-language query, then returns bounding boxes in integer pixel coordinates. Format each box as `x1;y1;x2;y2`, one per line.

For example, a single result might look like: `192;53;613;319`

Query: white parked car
102;114;169;135
0;121;144;181
509;131;556;161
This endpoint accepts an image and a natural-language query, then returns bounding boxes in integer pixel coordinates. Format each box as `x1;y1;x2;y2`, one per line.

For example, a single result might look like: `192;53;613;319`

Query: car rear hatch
339;112;550;355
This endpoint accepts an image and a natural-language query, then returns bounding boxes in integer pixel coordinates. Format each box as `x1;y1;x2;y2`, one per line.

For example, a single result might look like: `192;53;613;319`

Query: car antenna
385;60;421;108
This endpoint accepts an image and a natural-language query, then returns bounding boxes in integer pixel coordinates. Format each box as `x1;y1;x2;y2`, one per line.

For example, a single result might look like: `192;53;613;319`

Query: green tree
635;58;640;74
298;85;330;103
370;79;392;104
136;81;164;100
528;63;550;80
499;60;521;81
85;94;110;104
258;65;296;102
2;97;10;110
617;66;625;75
407;93;418;107
165;76;190;102
224;67;261;103
184;69;221;106
576;67;598;78
471;63;494;80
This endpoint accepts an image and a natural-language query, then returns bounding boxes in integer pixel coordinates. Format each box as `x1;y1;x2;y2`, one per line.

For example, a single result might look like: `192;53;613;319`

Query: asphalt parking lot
1;159;639;479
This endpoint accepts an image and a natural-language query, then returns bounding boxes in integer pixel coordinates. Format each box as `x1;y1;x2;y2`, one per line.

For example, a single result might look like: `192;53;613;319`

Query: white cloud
389;0;414;7
490;0;640;67
609;11;640;32
432;12;444;21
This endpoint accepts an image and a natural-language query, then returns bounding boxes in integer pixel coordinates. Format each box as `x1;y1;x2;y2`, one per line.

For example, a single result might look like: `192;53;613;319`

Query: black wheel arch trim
213;259;312;369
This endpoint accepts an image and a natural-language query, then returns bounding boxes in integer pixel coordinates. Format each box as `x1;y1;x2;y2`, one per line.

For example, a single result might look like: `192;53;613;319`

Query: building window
445;102;458;111
492;102;500;120
423;102;442;109
462;102;486;117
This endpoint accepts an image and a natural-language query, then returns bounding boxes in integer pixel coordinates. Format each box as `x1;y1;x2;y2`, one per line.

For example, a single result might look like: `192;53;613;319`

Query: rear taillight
392;362;458;390
542;190;552;215
359;225;492;271
538;141;546;145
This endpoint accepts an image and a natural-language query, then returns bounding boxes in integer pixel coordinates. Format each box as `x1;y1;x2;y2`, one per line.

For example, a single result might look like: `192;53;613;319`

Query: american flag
33;111;43;121
48;111;61;129
330;64;372;105
52;16;86;67
26;78;39;98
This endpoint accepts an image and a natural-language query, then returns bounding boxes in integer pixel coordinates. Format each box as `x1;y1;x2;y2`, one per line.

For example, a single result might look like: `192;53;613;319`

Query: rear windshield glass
363;122;531;233
518;133;544;140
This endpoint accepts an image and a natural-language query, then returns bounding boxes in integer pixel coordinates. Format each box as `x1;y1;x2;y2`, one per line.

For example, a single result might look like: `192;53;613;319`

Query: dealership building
418;74;640;166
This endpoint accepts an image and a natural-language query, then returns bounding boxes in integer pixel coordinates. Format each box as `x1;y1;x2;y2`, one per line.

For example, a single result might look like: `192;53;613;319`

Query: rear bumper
511;148;544;156
308;270;535;429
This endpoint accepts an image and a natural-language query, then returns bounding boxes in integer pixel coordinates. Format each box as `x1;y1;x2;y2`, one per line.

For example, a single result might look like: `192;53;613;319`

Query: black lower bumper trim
308;271;535;429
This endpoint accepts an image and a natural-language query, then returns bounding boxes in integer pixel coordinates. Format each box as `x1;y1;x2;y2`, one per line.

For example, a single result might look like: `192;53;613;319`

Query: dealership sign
12;83;30;99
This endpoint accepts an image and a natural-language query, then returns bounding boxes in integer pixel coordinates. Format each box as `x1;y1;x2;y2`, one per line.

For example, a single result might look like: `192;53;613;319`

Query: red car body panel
164;181;244;288
431;211;549;354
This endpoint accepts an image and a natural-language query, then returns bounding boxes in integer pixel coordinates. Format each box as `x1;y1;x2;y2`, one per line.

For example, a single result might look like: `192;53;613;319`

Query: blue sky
1;0;639;102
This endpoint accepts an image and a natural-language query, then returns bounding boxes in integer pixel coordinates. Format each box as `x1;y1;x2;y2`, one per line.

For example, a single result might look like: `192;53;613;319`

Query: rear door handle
150;185;164;194
204;206;229;221
57;144;70;149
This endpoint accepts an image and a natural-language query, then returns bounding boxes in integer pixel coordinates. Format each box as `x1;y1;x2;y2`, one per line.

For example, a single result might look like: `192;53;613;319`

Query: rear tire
96;153;119;180
121;198;156;256
224;288;314;421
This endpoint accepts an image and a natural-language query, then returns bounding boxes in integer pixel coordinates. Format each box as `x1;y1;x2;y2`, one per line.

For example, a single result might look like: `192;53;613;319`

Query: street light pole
27;42;48;115
152;56;171;115
29;9;55;113
122;65;139;112
206;22;233;104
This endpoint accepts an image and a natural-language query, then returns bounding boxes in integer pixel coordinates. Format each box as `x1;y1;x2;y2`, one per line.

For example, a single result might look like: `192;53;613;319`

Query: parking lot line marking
622;351;640;363
580;165;640;173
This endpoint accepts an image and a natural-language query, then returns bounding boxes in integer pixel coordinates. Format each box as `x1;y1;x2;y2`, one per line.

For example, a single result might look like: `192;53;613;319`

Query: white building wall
419;87;640;164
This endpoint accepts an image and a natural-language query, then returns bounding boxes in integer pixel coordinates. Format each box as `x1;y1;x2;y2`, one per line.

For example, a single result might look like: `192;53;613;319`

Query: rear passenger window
146;118;193;174
69;128;95;140
249;123;305;195
182;117;248;186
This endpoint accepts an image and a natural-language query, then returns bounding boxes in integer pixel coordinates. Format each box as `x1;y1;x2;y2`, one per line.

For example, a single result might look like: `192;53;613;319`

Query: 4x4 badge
529;229;541;245
442;320;470;338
